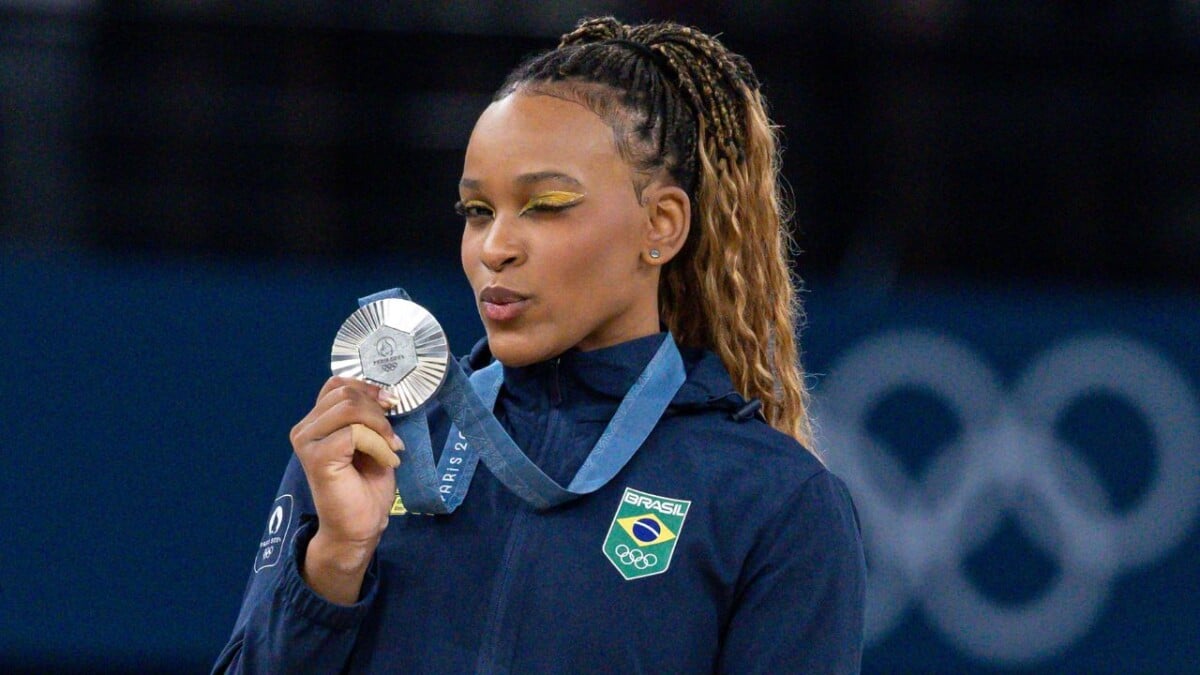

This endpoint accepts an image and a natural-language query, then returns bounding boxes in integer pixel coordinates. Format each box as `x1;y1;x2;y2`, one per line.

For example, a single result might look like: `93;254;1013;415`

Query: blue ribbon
360;289;686;513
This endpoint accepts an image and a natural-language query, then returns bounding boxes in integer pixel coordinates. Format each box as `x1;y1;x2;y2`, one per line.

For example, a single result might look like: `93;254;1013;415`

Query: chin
484;329;561;368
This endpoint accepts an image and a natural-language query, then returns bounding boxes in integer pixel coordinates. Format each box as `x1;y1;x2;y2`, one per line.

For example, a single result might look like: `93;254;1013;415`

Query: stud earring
648;249;662;260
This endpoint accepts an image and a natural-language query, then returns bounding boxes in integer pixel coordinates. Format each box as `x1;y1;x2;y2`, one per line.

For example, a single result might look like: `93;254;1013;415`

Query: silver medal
330;298;450;416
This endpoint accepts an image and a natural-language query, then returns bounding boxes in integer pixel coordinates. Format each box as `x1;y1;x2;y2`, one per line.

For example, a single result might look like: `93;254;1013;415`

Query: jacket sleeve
718;469;867;674
211;455;381;674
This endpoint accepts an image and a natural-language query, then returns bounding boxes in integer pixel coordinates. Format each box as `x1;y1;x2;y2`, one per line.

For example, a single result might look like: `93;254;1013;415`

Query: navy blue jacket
214;333;865;673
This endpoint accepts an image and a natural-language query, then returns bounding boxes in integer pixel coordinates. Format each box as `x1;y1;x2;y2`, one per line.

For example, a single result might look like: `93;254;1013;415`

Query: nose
477;213;524;272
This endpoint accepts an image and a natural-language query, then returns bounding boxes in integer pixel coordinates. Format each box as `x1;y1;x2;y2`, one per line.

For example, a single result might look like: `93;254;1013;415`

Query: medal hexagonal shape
358;326;417;386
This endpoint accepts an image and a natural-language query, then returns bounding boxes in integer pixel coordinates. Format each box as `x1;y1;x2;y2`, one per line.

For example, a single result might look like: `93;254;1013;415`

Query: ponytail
500;17;815;449
664;88;812;447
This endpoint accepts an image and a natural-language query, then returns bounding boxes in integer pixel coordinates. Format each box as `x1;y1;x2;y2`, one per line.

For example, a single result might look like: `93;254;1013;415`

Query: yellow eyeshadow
519;191;586;215
462;199;491;210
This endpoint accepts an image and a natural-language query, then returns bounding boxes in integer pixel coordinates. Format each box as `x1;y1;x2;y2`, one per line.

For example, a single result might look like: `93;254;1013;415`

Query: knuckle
327;385;357;405
289;420;309;446
330;398;366;420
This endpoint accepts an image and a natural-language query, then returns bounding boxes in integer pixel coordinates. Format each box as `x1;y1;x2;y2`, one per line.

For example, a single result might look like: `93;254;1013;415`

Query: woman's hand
289;376;404;604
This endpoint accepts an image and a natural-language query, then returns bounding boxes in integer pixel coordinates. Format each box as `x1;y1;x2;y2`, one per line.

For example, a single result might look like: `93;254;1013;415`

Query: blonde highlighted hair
498;17;814;449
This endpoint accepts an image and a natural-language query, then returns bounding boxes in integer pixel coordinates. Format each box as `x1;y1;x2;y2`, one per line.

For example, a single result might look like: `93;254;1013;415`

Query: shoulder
653;345;858;538
662;345;831;496
657;410;835;508
641;409;863;608
678;418;863;581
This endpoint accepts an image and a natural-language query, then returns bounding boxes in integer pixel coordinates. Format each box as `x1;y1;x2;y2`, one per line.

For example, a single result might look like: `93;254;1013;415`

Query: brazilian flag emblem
603;487;691;580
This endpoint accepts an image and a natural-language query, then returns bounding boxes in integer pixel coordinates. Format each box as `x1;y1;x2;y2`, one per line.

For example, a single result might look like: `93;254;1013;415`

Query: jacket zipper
474;507;531;673
549;356;562;405
474;357;564;672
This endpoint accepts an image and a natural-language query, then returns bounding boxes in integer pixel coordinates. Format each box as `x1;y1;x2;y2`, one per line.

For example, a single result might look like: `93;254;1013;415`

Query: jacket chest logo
603;487;690;580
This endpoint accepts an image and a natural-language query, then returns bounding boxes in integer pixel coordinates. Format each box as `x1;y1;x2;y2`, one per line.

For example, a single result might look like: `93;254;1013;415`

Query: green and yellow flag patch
603;487;691;580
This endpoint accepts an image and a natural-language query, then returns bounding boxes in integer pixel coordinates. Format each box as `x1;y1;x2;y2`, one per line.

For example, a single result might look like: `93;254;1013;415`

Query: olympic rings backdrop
1;252;1197;672
804;285;1200;671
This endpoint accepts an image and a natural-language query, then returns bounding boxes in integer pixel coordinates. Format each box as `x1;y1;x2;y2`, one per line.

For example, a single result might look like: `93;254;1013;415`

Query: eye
454;200;494;220
518;191;586;216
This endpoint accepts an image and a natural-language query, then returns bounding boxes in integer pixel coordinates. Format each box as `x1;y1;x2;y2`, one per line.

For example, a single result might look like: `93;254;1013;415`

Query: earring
648;249;662;260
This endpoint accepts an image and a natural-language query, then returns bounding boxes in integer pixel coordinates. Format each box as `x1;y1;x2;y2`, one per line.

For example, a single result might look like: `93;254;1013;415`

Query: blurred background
2;0;1197;672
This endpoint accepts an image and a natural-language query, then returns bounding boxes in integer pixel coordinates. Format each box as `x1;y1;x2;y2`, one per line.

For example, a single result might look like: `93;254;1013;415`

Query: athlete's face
459;92;661;367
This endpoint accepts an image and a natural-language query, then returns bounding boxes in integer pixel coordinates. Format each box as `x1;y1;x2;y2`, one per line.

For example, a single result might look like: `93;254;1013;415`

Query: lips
480;286;527;304
479;286;530;322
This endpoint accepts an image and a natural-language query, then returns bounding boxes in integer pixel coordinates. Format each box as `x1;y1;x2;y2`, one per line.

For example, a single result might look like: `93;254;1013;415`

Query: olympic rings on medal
817;330;1200;664
614;544;659;570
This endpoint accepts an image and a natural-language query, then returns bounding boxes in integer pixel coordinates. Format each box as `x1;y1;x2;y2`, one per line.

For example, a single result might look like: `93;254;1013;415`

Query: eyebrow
459;171;583;190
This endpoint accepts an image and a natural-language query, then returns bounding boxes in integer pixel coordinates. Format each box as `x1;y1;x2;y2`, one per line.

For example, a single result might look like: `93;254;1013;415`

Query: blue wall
0;250;482;670
2;250;1197;672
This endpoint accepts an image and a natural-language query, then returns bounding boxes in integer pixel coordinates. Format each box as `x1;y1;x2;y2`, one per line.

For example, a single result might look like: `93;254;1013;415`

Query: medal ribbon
361;289;686;513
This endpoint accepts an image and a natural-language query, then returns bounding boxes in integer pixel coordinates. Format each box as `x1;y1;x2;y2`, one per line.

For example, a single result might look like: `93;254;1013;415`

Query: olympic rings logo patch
613;544;659;570
817;331;1200;664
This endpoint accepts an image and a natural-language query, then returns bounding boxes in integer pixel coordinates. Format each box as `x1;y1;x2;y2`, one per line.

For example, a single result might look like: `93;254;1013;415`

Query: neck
574;298;661;353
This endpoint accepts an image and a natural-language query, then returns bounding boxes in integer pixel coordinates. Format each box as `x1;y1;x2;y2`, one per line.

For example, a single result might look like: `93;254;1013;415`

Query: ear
639;183;691;266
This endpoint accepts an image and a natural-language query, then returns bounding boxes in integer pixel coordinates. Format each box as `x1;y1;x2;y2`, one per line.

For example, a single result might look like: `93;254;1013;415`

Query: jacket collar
465;334;753;415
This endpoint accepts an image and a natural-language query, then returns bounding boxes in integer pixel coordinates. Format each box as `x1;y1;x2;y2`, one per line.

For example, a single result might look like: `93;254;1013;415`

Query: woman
215;17;865;673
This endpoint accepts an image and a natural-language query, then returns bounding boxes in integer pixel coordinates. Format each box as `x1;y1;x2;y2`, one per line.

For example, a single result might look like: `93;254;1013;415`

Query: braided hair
496;17;814;450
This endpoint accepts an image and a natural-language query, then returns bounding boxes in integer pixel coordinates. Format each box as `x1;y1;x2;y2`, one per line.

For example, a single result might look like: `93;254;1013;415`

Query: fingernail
377;389;401;408
390;434;405;452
